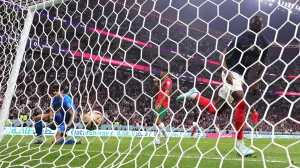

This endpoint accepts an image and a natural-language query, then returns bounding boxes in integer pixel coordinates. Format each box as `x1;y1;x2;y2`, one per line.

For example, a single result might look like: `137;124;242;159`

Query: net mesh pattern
0;0;300;167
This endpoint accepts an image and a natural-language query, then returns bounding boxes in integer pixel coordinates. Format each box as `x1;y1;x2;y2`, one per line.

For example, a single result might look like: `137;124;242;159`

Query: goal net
0;0;300;167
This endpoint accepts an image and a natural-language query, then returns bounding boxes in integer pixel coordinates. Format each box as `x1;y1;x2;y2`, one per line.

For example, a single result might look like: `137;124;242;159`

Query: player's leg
220;71;254;156
231;90;254;156
190;98;229;137
176;88;229;115
53;124;76;145
176;88;216;114
31;113;51;144
153;105;169;143
153;116;161;145
254;125;259;139
33;114;49;136
191;111;199;137
53;115;80;145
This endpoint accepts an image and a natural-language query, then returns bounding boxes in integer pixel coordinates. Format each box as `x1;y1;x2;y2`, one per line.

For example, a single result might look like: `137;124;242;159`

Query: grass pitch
0;135;299;168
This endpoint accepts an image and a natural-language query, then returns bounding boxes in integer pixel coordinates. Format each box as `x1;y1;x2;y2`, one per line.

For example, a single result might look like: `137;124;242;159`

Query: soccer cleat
164;134;171;142
153;139;161;145
176;88;198;101
31;137;43;144
75;138;82;144
237;144;255;157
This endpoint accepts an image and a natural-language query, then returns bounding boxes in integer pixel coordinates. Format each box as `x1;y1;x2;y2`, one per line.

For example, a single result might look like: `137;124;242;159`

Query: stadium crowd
7;55;300;133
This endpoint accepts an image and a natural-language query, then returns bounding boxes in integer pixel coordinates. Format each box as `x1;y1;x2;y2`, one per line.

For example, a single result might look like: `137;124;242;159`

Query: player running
249;108;259;140
153;68;173;145
176;16;269;156
31;84;81;144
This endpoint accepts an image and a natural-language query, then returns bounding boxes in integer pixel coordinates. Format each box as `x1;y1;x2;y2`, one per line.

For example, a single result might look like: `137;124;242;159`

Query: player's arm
219;39;235;84
252;47;269;93
153;78;159;92
156;90;171;108
49;99;56;121
64;98;76;128
67;109;75;127
219;39;235;71
49;107;55;120
257;49;268;80
156;81;172;110
219;50;229;73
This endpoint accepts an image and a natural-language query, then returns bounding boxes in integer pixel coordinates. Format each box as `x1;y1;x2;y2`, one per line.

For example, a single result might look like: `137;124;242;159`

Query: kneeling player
32;84;81;144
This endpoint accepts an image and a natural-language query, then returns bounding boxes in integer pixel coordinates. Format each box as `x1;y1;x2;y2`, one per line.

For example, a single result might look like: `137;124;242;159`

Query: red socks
193;94;246;140
191;127;197;137
234;100;247;140
194;94;216;115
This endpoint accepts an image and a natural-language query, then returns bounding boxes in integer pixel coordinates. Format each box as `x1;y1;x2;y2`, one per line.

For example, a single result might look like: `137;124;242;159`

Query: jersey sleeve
165;80;172;90
260;48;268;64
225;38;236;52
224;38;236;59
63;96;73;111
50;98;55;107
260;36;269;64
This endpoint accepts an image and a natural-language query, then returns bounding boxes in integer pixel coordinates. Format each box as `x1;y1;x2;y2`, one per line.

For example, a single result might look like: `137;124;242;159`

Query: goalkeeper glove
66;125;72;132
47;121;56;130
61;126;72;137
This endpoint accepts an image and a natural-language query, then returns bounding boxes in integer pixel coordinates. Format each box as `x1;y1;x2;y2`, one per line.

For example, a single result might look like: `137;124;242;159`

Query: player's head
160;68;169;79
52;84;66;98
253;107;257;112
249;16;264;33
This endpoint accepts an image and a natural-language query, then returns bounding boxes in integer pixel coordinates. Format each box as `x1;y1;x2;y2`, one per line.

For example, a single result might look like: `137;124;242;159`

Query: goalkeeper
177;16;269;156
32;84;80;144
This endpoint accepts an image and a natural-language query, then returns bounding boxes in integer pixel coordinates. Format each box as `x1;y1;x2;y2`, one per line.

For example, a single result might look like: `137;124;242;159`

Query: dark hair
161;68;168;73
52;84;67;92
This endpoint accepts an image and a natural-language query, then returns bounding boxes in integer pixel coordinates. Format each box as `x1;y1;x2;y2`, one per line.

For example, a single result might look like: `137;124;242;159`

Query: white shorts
218;71;244;104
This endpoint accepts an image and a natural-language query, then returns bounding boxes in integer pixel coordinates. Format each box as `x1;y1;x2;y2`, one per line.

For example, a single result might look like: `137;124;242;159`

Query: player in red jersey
153;68;173;145
249;108;259;139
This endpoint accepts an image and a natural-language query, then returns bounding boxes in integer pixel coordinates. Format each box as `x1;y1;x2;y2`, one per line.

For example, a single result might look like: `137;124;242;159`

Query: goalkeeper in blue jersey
32;84;81;144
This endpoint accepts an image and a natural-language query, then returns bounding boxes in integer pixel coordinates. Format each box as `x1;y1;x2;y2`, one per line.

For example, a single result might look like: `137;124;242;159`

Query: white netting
0;0;300;167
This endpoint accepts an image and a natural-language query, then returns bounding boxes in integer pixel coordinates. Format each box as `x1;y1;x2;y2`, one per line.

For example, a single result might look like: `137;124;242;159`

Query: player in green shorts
153;68;173;145
154;105;167;119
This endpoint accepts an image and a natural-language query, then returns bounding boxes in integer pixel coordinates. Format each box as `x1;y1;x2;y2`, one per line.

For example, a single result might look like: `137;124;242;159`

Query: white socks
255;131;259;139
155;124;161;141
190;93;198;99
158;122;169;139
237;139;244;147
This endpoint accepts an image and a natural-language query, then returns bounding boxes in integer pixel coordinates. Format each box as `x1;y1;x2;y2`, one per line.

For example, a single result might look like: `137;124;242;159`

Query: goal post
0;0;70;141
0;10;34;142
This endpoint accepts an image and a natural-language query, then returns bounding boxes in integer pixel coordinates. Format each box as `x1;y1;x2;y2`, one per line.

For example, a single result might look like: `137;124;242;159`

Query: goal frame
0;0;69;141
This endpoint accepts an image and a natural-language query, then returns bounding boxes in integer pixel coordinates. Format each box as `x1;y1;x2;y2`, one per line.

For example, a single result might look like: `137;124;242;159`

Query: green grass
0;135;300;168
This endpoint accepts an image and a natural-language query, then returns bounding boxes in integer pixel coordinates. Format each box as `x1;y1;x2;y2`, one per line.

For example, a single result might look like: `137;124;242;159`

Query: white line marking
57;148;296;164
